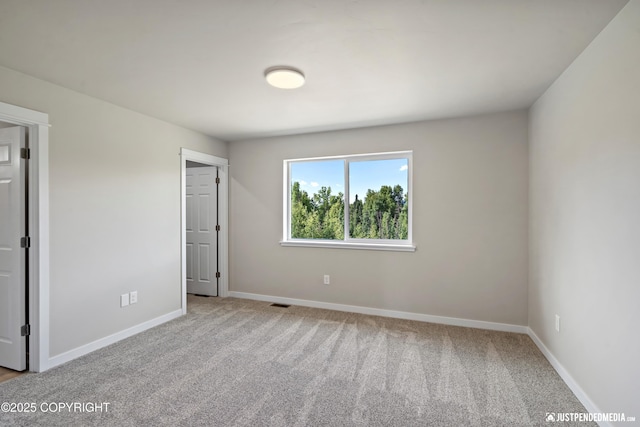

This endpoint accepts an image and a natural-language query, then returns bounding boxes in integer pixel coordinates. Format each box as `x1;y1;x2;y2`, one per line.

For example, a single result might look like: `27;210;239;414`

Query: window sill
280;240;416;252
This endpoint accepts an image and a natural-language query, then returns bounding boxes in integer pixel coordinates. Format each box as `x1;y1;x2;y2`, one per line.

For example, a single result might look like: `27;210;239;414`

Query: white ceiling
0;0;629;141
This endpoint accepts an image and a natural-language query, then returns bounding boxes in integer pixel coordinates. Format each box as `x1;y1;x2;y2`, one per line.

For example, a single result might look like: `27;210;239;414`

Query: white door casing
0;101;49;373
180;148;228;315
186;166;218;297
0;126;27;371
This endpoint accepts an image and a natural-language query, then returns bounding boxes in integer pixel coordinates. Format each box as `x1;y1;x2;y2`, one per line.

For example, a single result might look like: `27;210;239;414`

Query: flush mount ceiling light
265;66;305;89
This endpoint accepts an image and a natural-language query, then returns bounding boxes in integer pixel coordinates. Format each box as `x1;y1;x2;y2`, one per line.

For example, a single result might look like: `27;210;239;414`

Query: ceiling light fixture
265;66;305;89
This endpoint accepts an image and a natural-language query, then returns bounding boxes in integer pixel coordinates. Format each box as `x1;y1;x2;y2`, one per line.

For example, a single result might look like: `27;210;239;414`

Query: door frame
180;148;228;313
0;101;50;372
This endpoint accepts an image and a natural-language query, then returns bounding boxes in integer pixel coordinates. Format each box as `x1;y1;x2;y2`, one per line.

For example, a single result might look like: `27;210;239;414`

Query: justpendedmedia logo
545;412;635;423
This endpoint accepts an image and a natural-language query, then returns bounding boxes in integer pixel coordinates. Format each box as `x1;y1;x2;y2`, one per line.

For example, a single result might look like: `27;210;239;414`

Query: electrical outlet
120;293;130;307
130;291;138;304
323;275;330;285
555;315;560;332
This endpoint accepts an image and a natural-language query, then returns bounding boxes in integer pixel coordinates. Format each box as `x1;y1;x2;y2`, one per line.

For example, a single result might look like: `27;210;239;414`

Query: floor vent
270;303;291;308
193;294;211;298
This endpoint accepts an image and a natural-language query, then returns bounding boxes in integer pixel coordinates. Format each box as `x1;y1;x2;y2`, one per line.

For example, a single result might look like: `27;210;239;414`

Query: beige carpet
0;295;592;426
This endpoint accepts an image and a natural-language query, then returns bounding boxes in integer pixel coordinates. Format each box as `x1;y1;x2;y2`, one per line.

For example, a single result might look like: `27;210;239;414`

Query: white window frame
281;151;415;252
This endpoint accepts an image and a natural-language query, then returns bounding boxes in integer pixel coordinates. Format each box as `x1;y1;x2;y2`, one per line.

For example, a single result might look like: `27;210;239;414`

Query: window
282;151;414;251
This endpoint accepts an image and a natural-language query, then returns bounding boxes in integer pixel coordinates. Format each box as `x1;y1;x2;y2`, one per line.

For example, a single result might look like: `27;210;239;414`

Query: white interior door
186;166;218;296
0;126;27;371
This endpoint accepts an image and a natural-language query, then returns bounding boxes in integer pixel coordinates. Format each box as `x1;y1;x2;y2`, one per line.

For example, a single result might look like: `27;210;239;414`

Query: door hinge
215;177;220;184
20;148;31;159
215;272;221;278
21;324;30;337
215;225;221;231
20;236;31;248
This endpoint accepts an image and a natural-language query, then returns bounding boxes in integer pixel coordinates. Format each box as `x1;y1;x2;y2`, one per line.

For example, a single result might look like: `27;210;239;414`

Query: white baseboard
46;309;183;370
527;328;610;427
228;291;528;334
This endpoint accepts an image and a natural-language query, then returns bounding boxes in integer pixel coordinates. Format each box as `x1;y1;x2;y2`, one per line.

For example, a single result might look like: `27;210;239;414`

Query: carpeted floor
0;295;592;426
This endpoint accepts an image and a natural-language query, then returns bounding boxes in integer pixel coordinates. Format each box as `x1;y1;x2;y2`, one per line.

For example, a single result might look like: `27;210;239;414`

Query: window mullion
344;159;349;241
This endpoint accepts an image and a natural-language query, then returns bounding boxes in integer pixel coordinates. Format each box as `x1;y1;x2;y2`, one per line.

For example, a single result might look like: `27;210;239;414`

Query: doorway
0;101;50;373
180;149;228;313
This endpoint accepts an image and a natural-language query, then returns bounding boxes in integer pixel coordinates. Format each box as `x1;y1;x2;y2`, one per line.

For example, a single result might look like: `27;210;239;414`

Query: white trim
47;309;182;370
407;153;413;241
280;240;416;252
0;102;50;127
527;328;610;427
180;148;229;314
343;160;350;239
283;160;290;243
228;291;528;334
181;149;228;168
0;101;50;372
286;150;413;163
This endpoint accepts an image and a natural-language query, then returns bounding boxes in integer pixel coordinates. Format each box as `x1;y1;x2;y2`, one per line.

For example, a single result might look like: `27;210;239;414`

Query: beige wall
529;0;640;417
0;66;228;357
229;111;529;325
